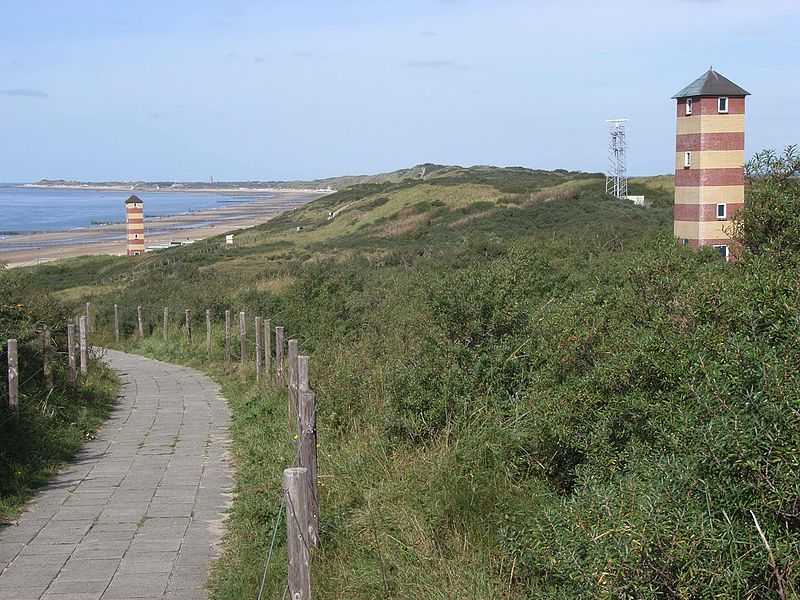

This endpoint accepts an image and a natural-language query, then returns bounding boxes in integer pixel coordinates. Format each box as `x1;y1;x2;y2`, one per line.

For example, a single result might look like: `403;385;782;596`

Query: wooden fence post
137;306;144;340
276;326;285;388
185;309;192;344
7;339;18;419
206;310;212;357
86;302;91;333
163;306;169;343
79;316;88;374
298;355;309;392
67;323;77;384
43;326;53;391
114;304;120;343
254;317;262;381
239;311;247;364
225;310;232;362
298;387;318;548
284;467;312;600
288;339;299;428
264;319;272;380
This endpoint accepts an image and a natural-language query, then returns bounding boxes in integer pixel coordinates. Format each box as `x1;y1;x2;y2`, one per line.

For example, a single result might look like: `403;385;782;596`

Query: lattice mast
605;119;629;199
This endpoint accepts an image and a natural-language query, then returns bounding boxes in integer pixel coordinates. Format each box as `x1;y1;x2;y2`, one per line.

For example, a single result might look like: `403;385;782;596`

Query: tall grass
12;168;798;597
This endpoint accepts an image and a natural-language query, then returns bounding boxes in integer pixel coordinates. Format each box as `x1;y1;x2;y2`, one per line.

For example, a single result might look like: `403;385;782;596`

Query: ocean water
0;185;270;236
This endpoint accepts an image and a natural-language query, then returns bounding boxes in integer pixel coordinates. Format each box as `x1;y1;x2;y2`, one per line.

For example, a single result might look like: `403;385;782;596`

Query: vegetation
31;163;603;192
0;265;117;524
11;161;799;598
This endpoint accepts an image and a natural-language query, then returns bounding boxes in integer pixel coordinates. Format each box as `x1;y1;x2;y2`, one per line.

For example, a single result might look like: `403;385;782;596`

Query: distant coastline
20;181;335;194
0;189;327;268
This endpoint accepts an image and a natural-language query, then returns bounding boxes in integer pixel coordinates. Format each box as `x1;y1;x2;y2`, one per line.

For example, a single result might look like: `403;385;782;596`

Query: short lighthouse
125;195;145;256
672;68;749;260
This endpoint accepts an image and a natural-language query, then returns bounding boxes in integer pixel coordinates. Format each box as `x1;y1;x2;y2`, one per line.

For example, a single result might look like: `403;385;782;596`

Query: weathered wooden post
113;304;120;343
284;467;312;599
7;339;18;418
239;311;247;364
298;387;318;548
185;309;192;344
85;302;91;333
288;339;299;427
298;355;309;392
43;326;53;391
79;316;88;374
275;326;285;388
67;322;77;384
224;310;231;363
254;316;262;381
264;319;272;380
205;309;212;357
137;306;144;340
163;306;169;343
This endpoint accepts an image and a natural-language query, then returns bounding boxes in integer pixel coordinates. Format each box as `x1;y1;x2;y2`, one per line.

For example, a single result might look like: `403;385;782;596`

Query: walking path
0;350;234;599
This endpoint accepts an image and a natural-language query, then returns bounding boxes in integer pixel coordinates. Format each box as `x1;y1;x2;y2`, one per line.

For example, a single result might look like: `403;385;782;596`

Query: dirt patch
448;209;496;228
375;210;429;237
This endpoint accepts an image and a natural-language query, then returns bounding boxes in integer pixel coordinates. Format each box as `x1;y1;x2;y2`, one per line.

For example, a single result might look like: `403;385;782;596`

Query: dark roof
124;194;142;204
672;68;750;99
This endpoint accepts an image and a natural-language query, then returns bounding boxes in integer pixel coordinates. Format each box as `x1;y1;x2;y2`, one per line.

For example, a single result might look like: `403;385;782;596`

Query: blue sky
1;0;799;181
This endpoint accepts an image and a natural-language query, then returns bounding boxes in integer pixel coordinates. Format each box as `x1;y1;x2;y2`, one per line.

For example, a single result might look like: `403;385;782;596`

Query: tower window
713;244;729;260
686;98;692;115
718;97;728;113
684;151;691;168
716;203;726;220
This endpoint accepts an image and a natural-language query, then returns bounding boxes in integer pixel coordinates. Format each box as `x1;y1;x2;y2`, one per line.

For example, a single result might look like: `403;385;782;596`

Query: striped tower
125;195;145;256
672;68;749;261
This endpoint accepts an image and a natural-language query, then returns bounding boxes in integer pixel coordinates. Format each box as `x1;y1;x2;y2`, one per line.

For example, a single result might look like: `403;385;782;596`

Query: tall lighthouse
125;195;145;256
672;68;749;260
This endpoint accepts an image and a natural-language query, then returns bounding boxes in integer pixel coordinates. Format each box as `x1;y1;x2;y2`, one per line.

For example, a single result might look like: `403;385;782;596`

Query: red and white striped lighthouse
672;68;749;260
125;195;145;256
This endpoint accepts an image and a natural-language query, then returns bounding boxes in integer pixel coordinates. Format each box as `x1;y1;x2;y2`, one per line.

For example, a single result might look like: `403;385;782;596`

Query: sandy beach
0;190;328;268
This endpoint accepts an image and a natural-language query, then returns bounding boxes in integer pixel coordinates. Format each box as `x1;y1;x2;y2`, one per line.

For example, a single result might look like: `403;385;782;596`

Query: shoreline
18;183;335;194
0;189;330;268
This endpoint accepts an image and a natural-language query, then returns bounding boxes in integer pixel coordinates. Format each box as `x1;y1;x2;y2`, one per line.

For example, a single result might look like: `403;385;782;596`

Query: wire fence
70;302;319;598
0;321;76;428
2;301;320;597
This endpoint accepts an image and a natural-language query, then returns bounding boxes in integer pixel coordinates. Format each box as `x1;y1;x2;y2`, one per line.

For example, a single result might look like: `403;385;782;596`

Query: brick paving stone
0;350;233;599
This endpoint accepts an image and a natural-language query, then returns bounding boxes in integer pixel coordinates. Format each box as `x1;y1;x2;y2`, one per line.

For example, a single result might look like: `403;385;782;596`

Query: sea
0;185;269;237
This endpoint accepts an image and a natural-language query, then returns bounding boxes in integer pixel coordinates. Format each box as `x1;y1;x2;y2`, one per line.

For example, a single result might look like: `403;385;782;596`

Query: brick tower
672;68;749;260
125;195;145;256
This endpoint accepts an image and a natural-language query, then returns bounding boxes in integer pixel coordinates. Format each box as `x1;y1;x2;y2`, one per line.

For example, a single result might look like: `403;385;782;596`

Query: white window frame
718;97;728;113
713;244;729;260
716;203;727;220
686;98;692;115
684;151;691;168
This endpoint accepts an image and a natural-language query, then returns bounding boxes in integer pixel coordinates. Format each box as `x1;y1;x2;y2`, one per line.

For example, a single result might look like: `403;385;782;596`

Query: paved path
0;350;234;599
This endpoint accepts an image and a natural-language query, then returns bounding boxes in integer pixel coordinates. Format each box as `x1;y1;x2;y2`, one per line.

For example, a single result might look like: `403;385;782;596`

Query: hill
30;163;604;192
10;165;799;598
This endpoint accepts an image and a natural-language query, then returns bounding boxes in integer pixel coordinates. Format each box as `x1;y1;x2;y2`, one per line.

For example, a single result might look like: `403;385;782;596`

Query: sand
0;190;328;268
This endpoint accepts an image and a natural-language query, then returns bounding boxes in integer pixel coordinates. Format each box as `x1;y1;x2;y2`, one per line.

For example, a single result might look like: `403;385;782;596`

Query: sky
1;0;799;182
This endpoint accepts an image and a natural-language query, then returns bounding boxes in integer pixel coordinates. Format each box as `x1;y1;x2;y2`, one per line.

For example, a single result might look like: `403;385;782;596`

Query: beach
0;190;328;268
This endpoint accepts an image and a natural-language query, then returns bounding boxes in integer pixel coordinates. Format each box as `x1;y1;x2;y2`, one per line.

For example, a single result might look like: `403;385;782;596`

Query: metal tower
605;119;629;199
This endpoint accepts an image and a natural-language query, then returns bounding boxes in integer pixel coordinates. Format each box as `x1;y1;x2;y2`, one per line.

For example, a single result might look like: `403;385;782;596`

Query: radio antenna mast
605;119;629;199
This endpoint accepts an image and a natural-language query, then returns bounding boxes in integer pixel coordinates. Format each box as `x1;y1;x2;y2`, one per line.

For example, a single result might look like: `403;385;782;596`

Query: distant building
125;195;145;256
672;68;749;261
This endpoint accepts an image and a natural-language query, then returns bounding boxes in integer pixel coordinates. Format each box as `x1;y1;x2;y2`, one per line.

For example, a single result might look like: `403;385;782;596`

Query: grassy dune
13;166;799;598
